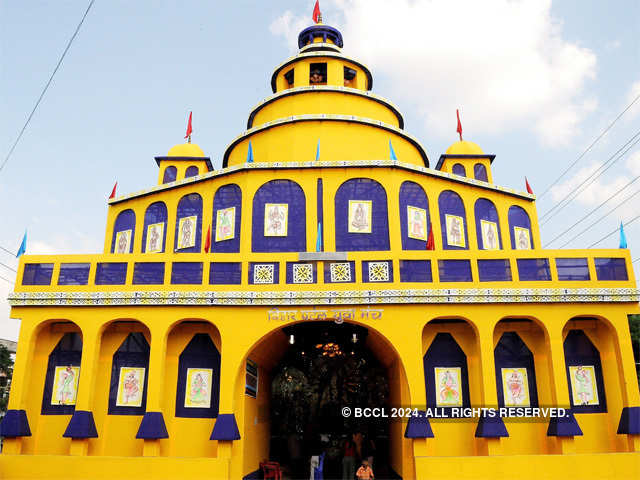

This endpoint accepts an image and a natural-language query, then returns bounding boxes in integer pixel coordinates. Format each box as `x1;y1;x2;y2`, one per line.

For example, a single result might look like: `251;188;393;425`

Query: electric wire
540;131;640;224
538;91;640;200
0;262;17;273
0;0;95;174
588;213;640;248
0;275;14;285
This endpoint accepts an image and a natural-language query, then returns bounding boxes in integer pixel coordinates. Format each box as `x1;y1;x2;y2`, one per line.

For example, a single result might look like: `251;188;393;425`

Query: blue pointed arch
175;193;203;253
212;184;242;253
142;202;168;253
399;181;429;250
111;209;136;253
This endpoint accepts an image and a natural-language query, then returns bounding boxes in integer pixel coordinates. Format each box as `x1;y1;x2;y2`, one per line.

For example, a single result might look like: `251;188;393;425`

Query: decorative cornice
7;288;639;307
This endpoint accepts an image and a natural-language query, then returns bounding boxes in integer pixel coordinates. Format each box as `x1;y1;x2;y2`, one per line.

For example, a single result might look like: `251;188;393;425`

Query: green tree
629;314;640;389
0;344;13;412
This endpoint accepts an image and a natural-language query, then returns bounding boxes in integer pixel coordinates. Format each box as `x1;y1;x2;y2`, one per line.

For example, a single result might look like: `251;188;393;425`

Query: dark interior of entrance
269;322;396;479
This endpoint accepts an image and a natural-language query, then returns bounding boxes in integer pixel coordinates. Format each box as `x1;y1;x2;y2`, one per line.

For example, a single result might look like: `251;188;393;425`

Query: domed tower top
297;23;344;50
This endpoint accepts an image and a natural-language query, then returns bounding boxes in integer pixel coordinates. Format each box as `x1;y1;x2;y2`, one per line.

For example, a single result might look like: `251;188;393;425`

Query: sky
1;0;639;341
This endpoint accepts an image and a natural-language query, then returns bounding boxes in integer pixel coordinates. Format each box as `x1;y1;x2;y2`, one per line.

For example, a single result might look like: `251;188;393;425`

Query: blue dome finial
297;24;344;49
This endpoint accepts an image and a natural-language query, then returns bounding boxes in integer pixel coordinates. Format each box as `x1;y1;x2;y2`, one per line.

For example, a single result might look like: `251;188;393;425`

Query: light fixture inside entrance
352;333;358;343
289;334;295;344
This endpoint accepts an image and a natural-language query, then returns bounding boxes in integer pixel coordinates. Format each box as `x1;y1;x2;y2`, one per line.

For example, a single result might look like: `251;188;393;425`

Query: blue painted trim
617;406;640;434
547;409;583;436
436;153;496;171
475;415;509;438
298;25;344;49
155;156;214;172
136;411;169;439
404;410;434;438
63;410;98;438
210;413;241;440
0;409;31;437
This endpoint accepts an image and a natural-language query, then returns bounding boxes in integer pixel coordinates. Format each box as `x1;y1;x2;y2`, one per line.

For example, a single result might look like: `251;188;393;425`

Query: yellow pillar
142;323;169;456
477;322;504;455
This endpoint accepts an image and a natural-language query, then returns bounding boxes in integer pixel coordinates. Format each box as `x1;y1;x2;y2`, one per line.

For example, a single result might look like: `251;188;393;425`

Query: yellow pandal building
2;21;640;480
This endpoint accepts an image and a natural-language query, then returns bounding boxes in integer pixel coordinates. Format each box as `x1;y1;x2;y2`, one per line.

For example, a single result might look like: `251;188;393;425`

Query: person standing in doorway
342;438;356;480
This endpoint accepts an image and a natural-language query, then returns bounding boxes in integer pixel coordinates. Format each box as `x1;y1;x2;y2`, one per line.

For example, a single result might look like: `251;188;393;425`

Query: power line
0;245;16;257
633;257;640;264
588;213;640;248
0;0;95;174
0;262;17;273
538;91;640;200
540;131;640;224
0;275;14;286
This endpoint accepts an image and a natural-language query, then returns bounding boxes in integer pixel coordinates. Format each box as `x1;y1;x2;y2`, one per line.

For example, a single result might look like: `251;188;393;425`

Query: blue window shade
162;166;177;183
185;166;199;178
251;180;306;252
335;178;390;251
96;263;127;285
474;198;502;250
508;205;533;249
474;163;488;181
517;259;551;281
324;261;356;283
249;262;279;285
400;260;432;282
175;334;221;418
286;262;317;284
22;263;54;285
171;262;203;284
478;259;512;282
108;333;150;415
133;263;165;285
438;260;473;282
399;181;430;250
41;332;82;415
58;263;90;286
452;163;466;177
494;332;539;408
141;202;167;253
212;184;242;253
362;260;393;282
438;190;469;250
175;193;203;253
111;209;136;253
210;262;242;285
594;258;628;281
564;329;607;413
556;258;590;281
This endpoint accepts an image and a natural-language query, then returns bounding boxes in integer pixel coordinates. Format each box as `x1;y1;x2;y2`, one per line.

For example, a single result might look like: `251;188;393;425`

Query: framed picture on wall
569;365;599;406
115;229;132;254
145;222;164;253
177;215;197;249
245;359;258;398
215;206;236;242
51;365;80;406
445;214;465;248
115;367;146;407
514;226;531;250
501;367;530;406
184;368;213;408
480;220;499;250
264;203;288;237
434;367;463;407
348;200;372;233
407;206;427;241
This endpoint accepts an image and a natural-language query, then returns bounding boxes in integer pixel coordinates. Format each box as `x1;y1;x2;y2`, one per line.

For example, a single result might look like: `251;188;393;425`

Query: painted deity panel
569;365;599;406
51;366;80;405
116;367;145;407
215;207;236;242
177;215;197;249
264;203;288;237
501;367;530;406
184;368;213;408
480;220;499;250
434;367;463;407
145;222;164;253
445;214;465;248
514;226;531;250
407;206;427;241
115;229;132;254
348;200;372;233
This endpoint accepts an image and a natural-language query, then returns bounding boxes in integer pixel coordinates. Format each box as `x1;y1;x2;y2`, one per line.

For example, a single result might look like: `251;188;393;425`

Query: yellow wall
275;56;370;92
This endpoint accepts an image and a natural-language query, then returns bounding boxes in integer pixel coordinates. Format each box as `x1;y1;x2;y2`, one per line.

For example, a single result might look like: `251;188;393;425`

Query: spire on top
456;109;463;141
313;0;322;24
185;111;193;143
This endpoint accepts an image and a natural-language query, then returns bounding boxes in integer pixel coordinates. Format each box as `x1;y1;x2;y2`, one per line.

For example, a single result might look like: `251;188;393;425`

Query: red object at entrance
260;460;283;480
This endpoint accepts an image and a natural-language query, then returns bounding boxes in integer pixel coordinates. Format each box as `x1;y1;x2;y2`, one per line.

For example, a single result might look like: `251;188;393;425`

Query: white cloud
270;0;597;146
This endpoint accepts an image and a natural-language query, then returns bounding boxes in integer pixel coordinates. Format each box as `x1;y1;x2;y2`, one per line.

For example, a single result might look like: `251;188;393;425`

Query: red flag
312;0;321;23
426;222;435;250
525;177;534;194
204;224;211;253
108;182;117;199
456;109;463;141
184;111;193;139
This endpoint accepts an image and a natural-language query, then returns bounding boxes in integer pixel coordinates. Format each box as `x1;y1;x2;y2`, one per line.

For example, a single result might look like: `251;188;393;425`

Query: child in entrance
356;459;374;480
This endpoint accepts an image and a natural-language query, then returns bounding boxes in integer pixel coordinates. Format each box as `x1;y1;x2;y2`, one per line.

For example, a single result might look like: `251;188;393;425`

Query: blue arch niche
438;190;468;250
252;180;306;252
108;332;150;415
335;178;389;251
508;205;533;249
399;181;430;250
494;331;539;408
212;184;242;253
111;209;136;253
163;166;177;184
175;193;203;253
474;198;502;250
142;202;167;253
452;163;466;177
564;329;607;413
185;166;199;178
41;331;83;415
474;163;488;181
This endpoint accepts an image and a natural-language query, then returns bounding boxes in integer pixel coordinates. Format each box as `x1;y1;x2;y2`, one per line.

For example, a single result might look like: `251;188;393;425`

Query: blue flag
389;139;398;161
247;140;254;163
315;139;320;162
316;222;323;252
619;222;628;248
16;231;27;258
